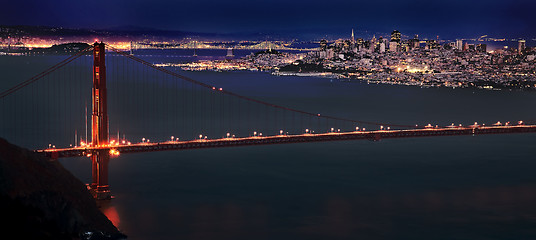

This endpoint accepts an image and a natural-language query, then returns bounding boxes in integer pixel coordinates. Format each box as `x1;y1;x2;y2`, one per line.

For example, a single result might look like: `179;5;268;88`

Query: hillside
0;138;125;239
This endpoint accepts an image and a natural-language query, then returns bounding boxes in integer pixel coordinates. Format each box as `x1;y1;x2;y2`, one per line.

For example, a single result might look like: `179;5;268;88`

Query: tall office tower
518;39;526;54
409;34;420;49
456;39;463;51
351;29;355;43
369;35;376;52
391;30;401;43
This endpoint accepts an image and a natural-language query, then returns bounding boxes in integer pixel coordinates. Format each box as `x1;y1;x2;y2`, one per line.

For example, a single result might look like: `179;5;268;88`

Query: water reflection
99;184;536;239
98;201;121;230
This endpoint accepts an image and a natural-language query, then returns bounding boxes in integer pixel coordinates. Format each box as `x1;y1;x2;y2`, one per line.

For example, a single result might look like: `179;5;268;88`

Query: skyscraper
409;34;419;49
518;39;526;54
456;39;463;51
369;35;376;52
391;30;401;43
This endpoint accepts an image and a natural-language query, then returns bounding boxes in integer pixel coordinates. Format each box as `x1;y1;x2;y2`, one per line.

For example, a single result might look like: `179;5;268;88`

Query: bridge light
253;131;257;136
280;130;283;135
227;133;230;138
330;127;334;132
355;127;359;131
305;129;309;133
171;136;174;141
380;126;384;130
142;137;145;143
109;149;120;157
387;127;391;130
199;134;203;139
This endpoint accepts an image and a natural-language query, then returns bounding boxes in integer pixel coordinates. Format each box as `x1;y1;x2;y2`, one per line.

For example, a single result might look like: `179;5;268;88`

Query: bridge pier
90;150;111;200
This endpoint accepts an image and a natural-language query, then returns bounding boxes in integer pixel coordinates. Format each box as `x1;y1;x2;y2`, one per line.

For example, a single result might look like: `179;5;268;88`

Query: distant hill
0;25;297;41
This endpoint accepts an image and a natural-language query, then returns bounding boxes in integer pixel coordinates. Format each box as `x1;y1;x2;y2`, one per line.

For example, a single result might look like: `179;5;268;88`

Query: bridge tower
90;42;111;200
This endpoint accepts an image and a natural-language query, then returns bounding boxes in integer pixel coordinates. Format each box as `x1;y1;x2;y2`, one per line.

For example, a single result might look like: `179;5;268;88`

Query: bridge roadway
38;125;536;159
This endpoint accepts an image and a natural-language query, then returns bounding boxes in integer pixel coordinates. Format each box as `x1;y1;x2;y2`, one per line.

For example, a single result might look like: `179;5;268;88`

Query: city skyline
2;0;536;39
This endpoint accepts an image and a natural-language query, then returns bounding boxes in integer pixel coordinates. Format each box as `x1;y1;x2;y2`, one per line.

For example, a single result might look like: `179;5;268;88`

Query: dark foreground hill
0;138;125;240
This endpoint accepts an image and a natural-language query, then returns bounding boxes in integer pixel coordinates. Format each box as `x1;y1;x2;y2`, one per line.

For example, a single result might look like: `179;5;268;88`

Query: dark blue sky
3;0;535;39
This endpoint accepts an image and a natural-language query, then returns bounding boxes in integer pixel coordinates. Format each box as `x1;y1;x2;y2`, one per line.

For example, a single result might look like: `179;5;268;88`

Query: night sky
3;0;535;39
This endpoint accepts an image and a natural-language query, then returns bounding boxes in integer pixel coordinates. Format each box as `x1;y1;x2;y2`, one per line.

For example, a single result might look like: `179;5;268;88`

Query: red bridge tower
90;42;111;200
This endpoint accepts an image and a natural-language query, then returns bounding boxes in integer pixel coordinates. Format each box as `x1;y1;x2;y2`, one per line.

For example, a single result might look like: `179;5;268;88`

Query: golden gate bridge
1;42;535;199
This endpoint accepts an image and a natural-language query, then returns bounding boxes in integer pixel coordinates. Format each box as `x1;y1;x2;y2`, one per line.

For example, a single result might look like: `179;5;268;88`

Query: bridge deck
37;125;536;159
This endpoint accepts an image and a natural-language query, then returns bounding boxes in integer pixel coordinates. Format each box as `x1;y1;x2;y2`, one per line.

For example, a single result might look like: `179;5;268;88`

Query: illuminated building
456;39;463;51
226;47;234;58
408;35;419;49
389;41;398;52
390;30;401;43
369;35;376;52
518;39;526;54
379;37;387;53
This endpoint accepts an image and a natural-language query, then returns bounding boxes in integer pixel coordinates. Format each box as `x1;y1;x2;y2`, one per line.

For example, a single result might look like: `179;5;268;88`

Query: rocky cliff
0;138;126;239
